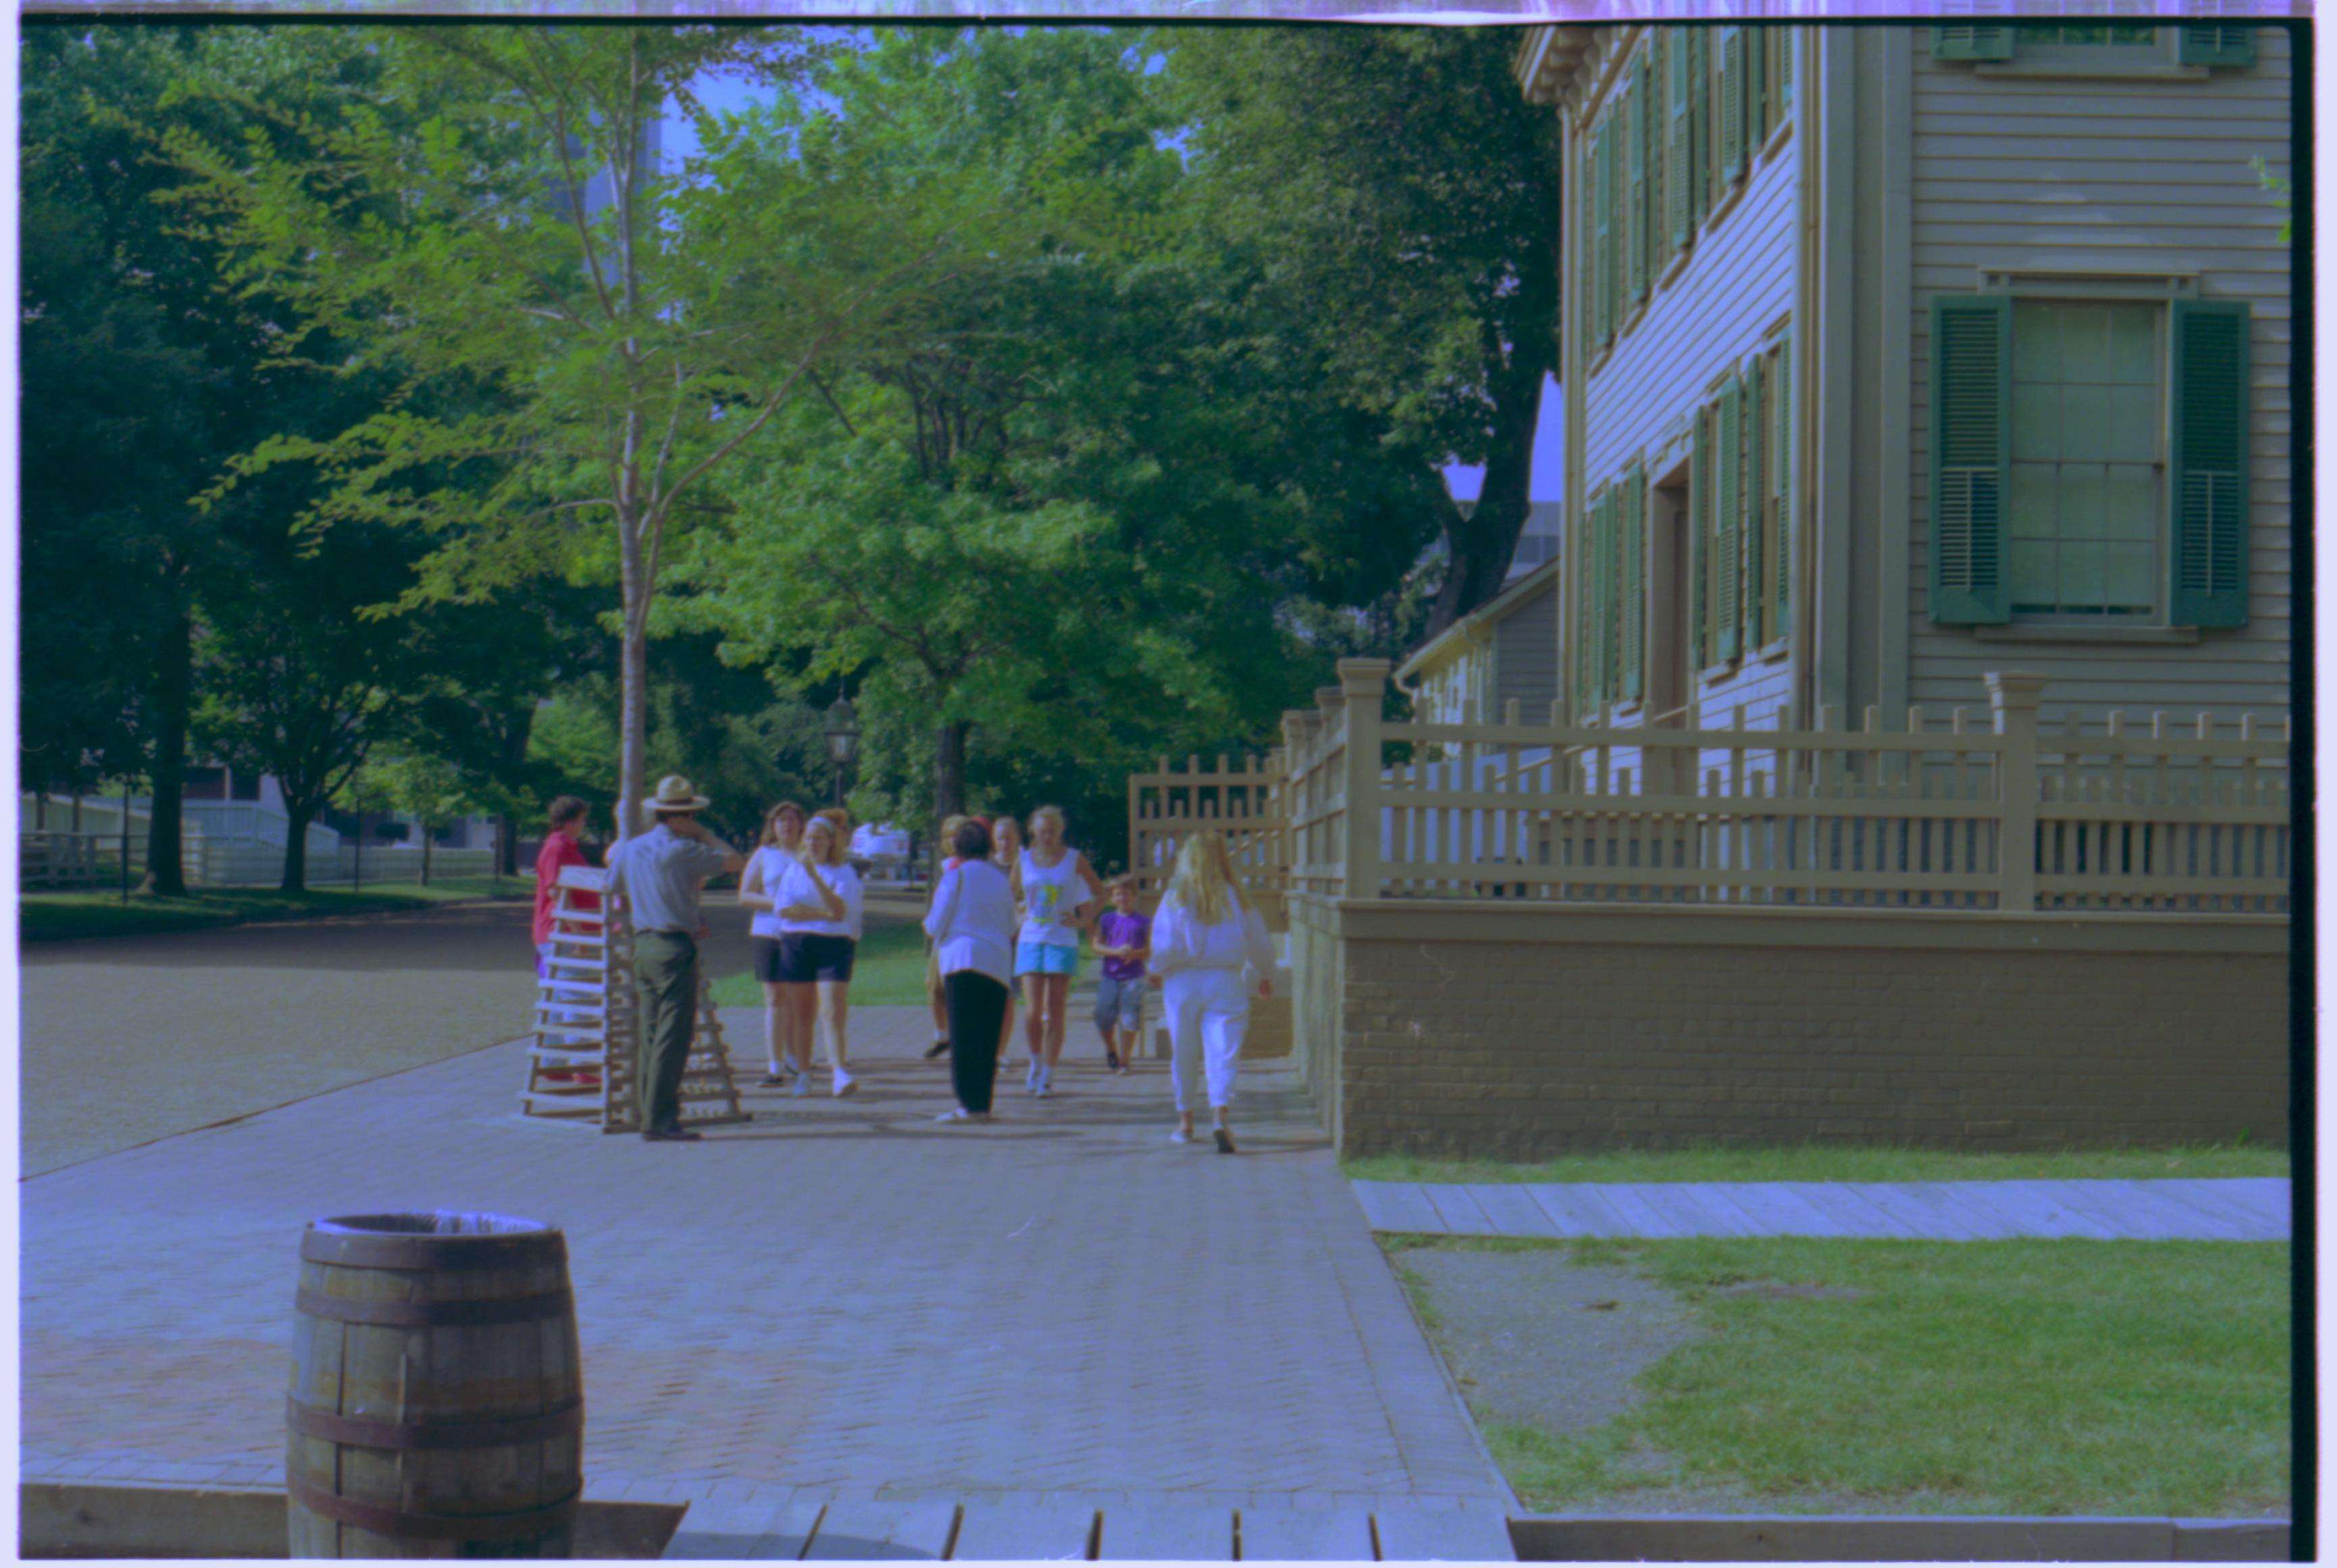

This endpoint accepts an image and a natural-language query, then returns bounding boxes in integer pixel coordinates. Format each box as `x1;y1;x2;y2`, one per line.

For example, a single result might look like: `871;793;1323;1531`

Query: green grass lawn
1346;1142;2290;1185
1390;1233;2290;1518
20;877;526;942
708;919;932;1008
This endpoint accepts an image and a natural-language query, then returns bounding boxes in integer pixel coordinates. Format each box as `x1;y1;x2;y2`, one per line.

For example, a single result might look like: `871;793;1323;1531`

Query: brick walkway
21;1005;1508;1521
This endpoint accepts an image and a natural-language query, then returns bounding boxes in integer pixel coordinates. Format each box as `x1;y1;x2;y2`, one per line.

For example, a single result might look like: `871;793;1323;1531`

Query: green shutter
1689;28;1708;229
1718;26;1745;185
1639;52;1656;292
1746;26;1767;149
1715;376;1742;661
1931;26;2016;62
1625;71;1647;306
1591;124;1611;348
1742;356;1765;649
1779;24;1794;114
1772;336;1792;639
1689;411;1709;671
2169;299;2251;627
2176;26;2256;66
1572;495;1594;711
1601;489;1616;701
1928;294;2012;625
1620;468;1646;702
1667;30;1692;251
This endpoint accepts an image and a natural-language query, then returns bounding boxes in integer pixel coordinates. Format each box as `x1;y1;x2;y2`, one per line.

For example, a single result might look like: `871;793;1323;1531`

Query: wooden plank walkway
1353;1179;2289;1243
665;1500;1514;1560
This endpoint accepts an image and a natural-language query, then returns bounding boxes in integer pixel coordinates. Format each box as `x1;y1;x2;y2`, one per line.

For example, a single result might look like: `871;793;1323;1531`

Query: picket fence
1136;662;2289;917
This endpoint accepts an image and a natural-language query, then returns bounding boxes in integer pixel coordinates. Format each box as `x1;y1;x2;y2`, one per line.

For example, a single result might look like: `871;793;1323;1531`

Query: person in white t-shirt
738;801;811;1091
1148;831;1275;1154
776;812;865;1097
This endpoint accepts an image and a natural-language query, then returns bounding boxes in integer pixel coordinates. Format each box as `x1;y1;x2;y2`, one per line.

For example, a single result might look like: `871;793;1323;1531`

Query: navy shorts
756;934;856;984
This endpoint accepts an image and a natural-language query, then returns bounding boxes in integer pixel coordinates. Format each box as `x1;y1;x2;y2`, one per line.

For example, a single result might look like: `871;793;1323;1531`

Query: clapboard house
1513;21;2292;738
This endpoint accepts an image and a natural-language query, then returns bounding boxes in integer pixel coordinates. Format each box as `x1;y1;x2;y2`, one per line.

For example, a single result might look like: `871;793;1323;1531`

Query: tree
344;752;476;883
20;24;286;892
164;25;1001;841
1164;26;1563;637
191;508;443;891
686;28;1361;839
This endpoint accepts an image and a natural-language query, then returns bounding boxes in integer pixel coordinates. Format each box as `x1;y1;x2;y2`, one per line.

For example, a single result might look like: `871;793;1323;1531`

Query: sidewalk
1354;1178;2292;1241
21;1006;1508;1523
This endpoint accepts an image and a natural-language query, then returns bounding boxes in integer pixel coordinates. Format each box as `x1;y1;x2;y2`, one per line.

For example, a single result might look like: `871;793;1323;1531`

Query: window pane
2003;300;2166;621
2057;463;2108;538
2010;380;2058;459
2009;540;2057;607
2104;464;2158;536
2060;543;2107;605
2105;543;2156;611
2106;384;2158;462
2010;464;2057;538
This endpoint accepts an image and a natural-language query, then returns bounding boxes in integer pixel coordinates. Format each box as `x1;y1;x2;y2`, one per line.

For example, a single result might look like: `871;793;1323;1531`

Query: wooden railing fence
1135;661;2290;917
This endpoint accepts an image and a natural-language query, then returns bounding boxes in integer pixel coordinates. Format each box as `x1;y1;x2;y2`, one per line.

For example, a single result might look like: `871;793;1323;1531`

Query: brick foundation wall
1291;896;2290;1158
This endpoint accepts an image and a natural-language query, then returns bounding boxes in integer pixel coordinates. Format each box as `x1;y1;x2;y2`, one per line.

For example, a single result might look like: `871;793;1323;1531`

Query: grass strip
709;919;932;1008
1345;1142;2288;1184
20;878;526;943
1388;1233;2290;1519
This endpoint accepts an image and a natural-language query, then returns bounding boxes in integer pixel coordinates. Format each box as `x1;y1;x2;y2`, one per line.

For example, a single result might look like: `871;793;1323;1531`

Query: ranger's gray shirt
606;823;731;935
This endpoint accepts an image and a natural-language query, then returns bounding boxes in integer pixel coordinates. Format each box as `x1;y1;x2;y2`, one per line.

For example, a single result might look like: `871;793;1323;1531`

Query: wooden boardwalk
1352;1178;2290;1242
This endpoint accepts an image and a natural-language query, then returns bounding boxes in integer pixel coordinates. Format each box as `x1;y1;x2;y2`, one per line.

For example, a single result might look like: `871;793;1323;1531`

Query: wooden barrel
286;1212;583;1559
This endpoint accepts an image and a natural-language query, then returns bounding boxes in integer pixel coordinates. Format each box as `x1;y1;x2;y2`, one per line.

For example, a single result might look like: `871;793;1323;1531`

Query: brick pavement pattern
22;1005;1507;1515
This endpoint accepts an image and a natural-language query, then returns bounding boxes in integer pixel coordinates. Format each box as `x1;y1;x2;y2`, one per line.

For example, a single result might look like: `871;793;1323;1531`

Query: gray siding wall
1493;583;1560;718
1905;28;2293;726
1579;28;1802;735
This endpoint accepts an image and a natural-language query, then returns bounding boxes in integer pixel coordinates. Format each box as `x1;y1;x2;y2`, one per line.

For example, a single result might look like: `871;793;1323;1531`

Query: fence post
1338;658;1392;901
1987;671;2048;913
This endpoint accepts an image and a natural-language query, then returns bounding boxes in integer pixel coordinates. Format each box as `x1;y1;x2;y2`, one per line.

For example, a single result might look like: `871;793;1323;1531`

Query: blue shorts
1094;973;1147;1032
1015;940;1079;978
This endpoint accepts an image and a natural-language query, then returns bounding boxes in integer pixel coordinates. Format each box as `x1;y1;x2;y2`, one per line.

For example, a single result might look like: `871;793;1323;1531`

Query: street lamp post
822;697;861;810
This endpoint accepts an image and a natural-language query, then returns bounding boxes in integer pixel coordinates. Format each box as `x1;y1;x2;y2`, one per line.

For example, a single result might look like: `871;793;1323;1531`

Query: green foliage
1162;26;1562;630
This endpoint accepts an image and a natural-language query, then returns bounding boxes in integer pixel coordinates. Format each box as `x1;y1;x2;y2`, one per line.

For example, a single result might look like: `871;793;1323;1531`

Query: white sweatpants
1164;968;1250;1116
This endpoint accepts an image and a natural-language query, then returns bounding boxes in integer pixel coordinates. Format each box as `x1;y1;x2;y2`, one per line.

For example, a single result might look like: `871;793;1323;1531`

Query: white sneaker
790;1074;813;1099
1036;1080;1053;1099
833;1069;857;1098
1170;1128;1192;1144
1024;1061;1041;1093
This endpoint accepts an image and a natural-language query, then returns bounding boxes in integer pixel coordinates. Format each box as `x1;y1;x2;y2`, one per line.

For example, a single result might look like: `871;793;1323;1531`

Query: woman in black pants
923;819;1017;1122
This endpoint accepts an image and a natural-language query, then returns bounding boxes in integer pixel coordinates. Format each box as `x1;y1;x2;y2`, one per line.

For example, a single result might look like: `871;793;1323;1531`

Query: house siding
1575;28;1802;743
1493;583;1560;718
1904;29;2292;725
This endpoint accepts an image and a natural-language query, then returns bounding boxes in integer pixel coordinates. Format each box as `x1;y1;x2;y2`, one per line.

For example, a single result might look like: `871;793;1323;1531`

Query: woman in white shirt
924;818;1017;1123
738;802;810;1090
774;814;864;1097
1148;831;1275;1153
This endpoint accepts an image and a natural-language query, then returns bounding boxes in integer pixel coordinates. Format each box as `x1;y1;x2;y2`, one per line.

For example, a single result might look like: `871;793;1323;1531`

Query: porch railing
1164;660;2290;917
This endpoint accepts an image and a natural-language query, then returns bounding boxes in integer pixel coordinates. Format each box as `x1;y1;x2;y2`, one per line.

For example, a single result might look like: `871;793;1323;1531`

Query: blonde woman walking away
777;813;864;1096
739;802;811;1090
922;812;971;1059
1012;805;1106;1098
1148;831;1274;1153
924;818;1016;1123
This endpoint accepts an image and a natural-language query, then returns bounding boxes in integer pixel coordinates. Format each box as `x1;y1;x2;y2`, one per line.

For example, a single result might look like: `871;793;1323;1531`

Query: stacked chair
520;864;745;1132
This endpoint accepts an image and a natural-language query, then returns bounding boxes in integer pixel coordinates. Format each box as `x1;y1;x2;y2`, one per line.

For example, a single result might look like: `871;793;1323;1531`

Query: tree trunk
141;602;194;896
934;718;969;835
422;822;432;885
1423;373;1547;641
279;802;314;893
497;811;519;878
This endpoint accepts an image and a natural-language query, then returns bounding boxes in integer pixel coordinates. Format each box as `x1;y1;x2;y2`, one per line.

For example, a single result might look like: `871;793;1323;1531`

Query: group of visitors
541;777;1273;1153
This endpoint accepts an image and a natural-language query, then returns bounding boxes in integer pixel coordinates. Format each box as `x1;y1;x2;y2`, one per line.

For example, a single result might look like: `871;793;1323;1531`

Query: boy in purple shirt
1090;875;1151;1074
